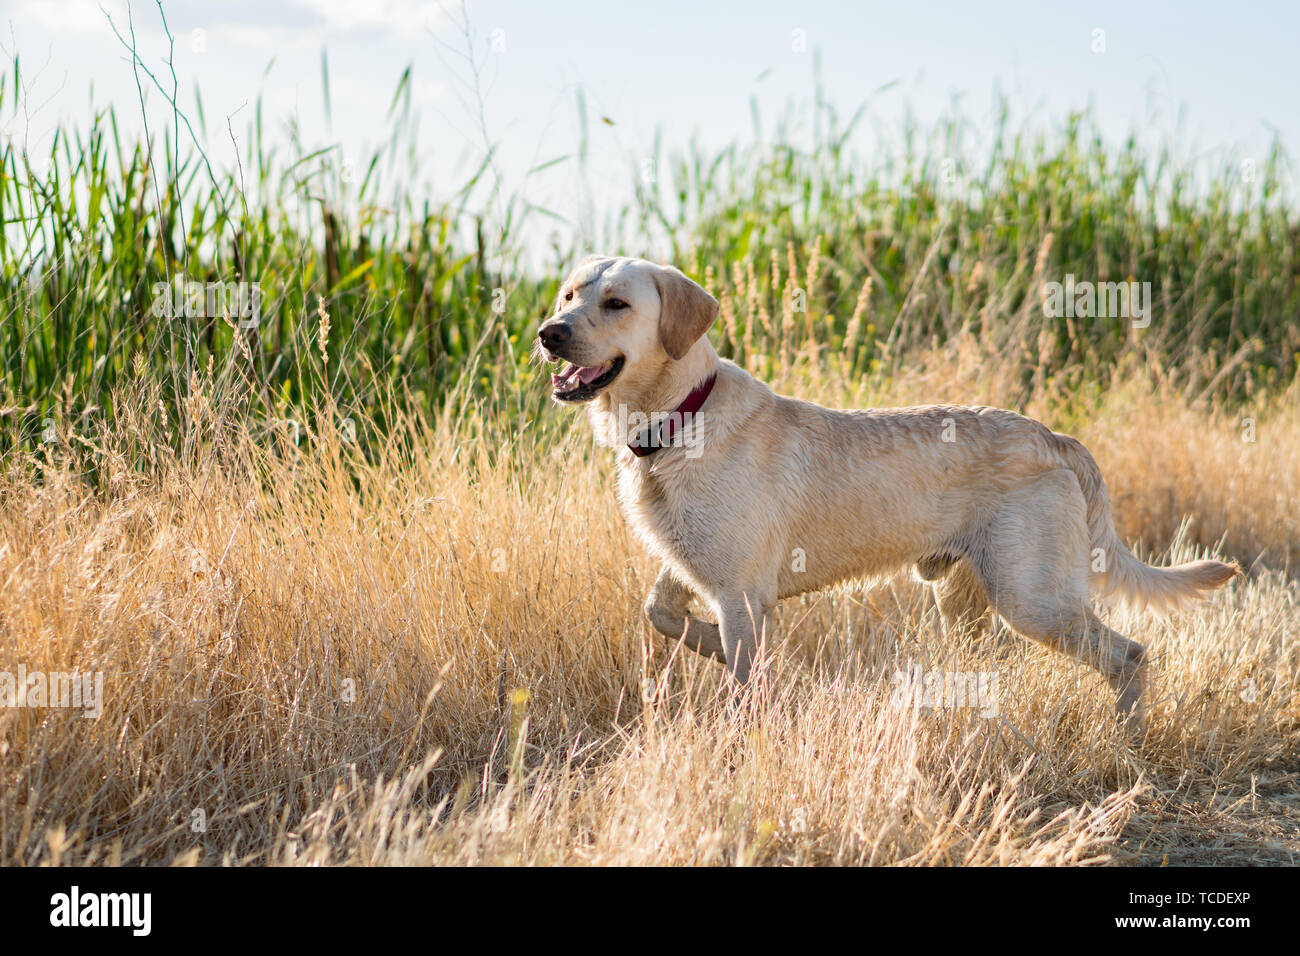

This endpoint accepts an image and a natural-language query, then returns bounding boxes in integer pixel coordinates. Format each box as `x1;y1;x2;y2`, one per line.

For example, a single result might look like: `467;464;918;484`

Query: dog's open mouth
551;356;624;402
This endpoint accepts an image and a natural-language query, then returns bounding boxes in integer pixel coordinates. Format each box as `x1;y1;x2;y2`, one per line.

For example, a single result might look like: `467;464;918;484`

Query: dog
536;255;1239;734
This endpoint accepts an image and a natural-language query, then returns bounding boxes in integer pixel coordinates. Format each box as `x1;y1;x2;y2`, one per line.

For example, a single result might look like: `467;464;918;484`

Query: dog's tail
1054;433;1241;612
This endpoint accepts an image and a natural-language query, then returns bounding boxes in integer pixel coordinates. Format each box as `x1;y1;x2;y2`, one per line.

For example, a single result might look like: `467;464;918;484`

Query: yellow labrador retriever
536;255;1239;733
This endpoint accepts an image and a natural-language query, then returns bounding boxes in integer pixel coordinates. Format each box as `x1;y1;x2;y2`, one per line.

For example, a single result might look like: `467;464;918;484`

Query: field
2;50;1299;865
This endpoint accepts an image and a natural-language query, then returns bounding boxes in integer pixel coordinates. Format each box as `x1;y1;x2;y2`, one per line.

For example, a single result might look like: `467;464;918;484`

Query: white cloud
13;0;128;35
209;22;279;50
10;0;456;43
290;0;453;36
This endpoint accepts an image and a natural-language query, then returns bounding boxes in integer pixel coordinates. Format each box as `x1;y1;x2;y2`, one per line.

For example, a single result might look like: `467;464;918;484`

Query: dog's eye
605;299;629;310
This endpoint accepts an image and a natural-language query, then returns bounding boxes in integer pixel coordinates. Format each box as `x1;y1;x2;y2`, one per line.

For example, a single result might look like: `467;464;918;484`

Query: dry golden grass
1;341;1297;866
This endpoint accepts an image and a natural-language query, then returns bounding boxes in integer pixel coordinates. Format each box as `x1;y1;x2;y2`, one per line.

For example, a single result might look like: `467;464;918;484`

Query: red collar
628;373;717;458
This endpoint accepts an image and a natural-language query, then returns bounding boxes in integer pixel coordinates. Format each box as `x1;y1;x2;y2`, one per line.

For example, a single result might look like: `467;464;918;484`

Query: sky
2;0;1296;254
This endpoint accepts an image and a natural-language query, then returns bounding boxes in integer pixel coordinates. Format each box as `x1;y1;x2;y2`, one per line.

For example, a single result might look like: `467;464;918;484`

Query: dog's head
536;256;718;404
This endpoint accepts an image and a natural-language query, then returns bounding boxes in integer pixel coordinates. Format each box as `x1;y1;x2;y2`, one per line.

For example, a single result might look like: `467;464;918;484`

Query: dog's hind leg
977;469;1148;737
931;559;992;640
644;567;726;662
1061;611;1147;733
994;599;1148;737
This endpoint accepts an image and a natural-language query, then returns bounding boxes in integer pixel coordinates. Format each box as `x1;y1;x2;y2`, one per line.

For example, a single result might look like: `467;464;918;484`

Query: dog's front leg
717;594;775;685
644;567;726;663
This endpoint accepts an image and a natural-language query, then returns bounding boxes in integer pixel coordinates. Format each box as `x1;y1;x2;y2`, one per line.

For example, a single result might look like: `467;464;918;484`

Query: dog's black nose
538;322;571;350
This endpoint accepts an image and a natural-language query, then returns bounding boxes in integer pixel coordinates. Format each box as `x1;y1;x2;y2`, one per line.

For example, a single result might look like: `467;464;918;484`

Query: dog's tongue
551;362;609;387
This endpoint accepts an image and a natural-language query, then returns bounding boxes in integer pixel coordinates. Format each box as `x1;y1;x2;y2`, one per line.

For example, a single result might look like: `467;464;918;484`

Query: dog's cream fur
537;256;1239;733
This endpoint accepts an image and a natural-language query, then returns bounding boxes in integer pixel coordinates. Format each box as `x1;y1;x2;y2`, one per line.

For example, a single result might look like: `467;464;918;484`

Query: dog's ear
654;265;719;360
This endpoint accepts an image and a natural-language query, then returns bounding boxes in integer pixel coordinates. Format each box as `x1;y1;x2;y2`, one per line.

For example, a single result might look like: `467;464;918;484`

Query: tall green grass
2;43;1297;467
